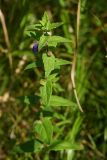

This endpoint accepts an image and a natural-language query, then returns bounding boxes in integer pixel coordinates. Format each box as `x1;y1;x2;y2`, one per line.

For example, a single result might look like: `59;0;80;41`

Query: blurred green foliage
0;0;107;159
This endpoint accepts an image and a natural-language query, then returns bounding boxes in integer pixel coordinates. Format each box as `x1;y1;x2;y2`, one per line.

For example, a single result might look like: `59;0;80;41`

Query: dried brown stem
71;0;83;112
0;9;11;49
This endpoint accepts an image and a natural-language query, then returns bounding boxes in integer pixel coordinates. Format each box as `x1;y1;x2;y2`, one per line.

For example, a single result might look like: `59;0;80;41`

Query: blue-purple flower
32;43;38;54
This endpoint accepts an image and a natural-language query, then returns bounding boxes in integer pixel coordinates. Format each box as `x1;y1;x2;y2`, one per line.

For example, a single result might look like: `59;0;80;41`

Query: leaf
40;80;52;106
19;95;40;106
15;139;43;153
53;83;64;92
24;61;42;70
48;41;57;48
38;35;48;50
42;53;55;77
48;73;58;81
48;36;72;43
24;30;35;37
48;22;63;30
47;140;82;151
34;121;47;143
104;127;107;141
34;118;53;144
26;24;42;31
40;12;49;26
42;117;53;144
55;58;71;69
24;24;42;37
56;58;71;66
39;36;71;50
30;32;41;41
49;95;76;107
66;115;83;142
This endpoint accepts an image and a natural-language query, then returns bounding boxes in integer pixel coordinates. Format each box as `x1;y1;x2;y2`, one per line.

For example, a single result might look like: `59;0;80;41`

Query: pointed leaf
66;115;83;141
49;95;76;107
48;140;82;151
104;127;107;141
40;12;49;26
42;53;55;77
56;58;71;65
40;80;52;106
48;36;71;43
55;58;71;69
48;22;63;30
34;121;47;143
15;139;43;153
24;61;42;70
26;24;42;31
34;118;53;144
42;117;53;144
19;95;40;106
38;35;48;50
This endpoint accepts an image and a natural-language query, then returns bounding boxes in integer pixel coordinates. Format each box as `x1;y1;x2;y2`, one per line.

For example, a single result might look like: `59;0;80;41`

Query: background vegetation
0;0;107;159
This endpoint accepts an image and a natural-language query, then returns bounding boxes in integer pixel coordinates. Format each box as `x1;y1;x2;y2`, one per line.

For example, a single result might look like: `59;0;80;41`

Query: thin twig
71;0;83;112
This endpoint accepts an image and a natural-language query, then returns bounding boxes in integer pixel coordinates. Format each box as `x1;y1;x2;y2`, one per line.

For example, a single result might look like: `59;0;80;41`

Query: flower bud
32;43;38;54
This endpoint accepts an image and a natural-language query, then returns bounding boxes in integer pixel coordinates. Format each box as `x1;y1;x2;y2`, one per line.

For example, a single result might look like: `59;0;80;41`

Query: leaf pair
16;117;82;153
34;117;53;144
43;53;71;78
39;35;71;50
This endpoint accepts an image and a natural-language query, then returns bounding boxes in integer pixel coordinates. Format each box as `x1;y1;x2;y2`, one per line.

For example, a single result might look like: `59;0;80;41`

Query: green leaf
40;80;52;106
48;36;71;43
47;140;82;151
25;24;42;37
24;95;30;105
53;83;64;92
19;95;40;106
24;30;35;37
66;115;83;142
104;127;107;141
42;117;53;144
40;12;49;26
48;73;58;81
48;41;57;48
47;22;63;30
49;95;76;107
30;32;42;40
39;36;71;50
55;58;71;69
34;118;53;144
26;24;42;31
24;61;42;70
34;121;47;143
56;58;71;66
15;139;43;153
42;53;55;77
38;35;48;50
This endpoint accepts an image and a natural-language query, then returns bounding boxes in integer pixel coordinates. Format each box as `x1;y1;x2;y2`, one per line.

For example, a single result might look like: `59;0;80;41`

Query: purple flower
32;43;38;54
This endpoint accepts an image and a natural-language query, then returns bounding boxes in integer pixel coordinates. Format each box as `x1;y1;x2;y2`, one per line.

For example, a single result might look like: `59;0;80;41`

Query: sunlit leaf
55;58;71;69
42;53;55;77
49;95;76;107
38;35;48;50
40;80;52;106
48;36;71;43
47;140;82;151
34;117;53;144
40;12;49;26
47;22;63;30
